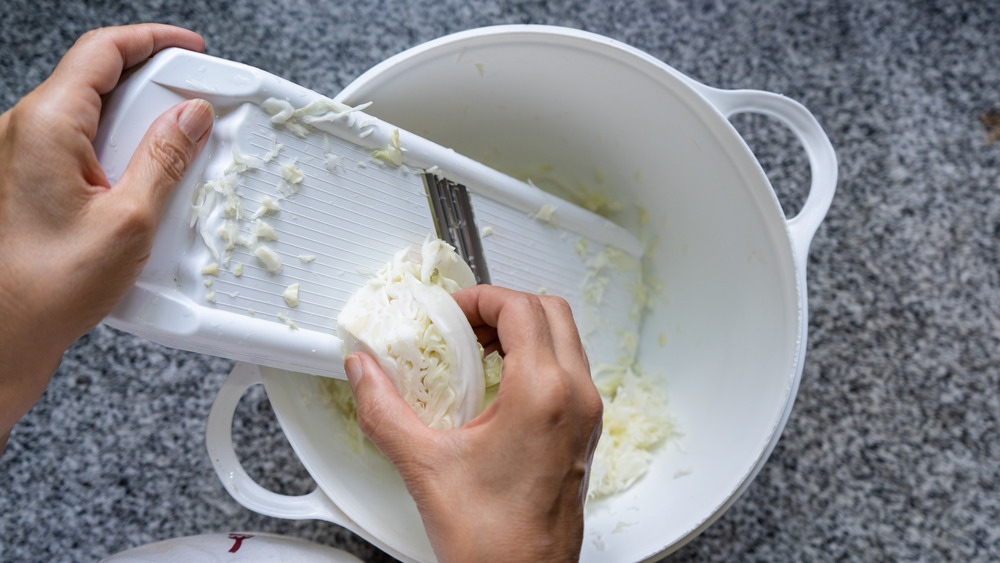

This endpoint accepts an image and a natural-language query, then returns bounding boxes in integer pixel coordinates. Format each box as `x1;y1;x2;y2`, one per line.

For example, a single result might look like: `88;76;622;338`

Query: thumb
345;353;434;462
116;98;213;211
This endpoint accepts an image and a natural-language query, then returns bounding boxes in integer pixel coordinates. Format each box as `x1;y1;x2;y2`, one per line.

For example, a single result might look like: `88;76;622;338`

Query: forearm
0;323;67;448
0;205;67;437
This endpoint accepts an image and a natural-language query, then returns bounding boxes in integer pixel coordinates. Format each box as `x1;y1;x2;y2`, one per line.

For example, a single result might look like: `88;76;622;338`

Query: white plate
101;532;362;562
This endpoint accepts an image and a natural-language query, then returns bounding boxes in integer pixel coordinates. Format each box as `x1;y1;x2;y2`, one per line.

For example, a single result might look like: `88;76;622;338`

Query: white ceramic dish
101;532;362;562
207;25;835;562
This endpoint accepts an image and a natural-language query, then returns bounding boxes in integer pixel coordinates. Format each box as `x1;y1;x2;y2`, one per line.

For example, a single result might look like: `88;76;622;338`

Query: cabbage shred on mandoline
188;95;410;307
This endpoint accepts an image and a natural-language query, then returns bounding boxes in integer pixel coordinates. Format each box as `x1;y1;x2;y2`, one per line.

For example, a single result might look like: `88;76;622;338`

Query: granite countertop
2;0;998;561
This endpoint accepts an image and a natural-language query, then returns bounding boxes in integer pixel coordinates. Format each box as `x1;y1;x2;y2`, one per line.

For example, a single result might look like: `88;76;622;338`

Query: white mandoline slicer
95;48;644;378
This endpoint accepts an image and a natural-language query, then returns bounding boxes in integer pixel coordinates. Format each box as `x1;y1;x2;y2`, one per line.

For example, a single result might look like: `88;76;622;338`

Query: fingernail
178;99;213;143
345;354;363;390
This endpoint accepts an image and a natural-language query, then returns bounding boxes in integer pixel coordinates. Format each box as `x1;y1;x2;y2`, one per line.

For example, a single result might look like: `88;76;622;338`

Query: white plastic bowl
207;25;835;562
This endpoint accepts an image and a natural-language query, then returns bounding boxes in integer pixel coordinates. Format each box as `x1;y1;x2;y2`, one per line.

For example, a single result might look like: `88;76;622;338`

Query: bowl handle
693;85;838;266
205;362;354;527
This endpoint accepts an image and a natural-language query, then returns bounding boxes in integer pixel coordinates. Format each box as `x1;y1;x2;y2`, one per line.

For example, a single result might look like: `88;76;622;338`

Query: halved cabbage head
336;238;485;429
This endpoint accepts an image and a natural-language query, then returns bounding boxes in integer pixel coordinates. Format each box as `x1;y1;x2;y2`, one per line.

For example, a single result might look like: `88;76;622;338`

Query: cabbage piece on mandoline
337;238;489;430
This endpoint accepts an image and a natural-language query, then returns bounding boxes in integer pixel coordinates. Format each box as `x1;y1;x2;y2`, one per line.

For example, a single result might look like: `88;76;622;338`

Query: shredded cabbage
588;361;676;500
252;196;280;219
277;312;298;330
371;129;403;167
261;96;374;136
261;98;295;124
254;244;282;273
225;146;261;174
483;350;503;387
532;203;557;224
190;96;395;319
582;245;636;308
253;219;278;242
282;283;300;307
277;159;304;196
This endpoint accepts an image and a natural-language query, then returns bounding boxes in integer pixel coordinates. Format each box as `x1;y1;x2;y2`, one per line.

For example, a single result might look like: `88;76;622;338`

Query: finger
537;296;590;374
344;352;435;463
535;298;597;427
453;286;565;399
55;24;205;94
453;285;555;360
534;297;601;428
451;285;499;328
113;98;213;213
43;24;205;139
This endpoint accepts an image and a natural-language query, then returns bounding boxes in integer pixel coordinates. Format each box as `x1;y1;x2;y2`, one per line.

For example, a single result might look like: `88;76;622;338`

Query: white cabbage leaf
337;238;485;429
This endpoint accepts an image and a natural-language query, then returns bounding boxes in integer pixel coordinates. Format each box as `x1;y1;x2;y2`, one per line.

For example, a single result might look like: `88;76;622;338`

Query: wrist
432;526;581;563
0;287;68;439
420;494;583;563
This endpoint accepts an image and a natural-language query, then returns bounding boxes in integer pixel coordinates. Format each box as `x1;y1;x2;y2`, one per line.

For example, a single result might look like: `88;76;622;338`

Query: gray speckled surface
2;0;999;561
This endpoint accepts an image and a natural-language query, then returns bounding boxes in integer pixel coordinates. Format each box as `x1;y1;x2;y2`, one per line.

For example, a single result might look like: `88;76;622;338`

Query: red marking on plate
228;533;254;553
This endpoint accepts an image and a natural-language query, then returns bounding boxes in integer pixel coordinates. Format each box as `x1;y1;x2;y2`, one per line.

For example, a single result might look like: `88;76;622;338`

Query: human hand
345;285;604;562
0;24;214;446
